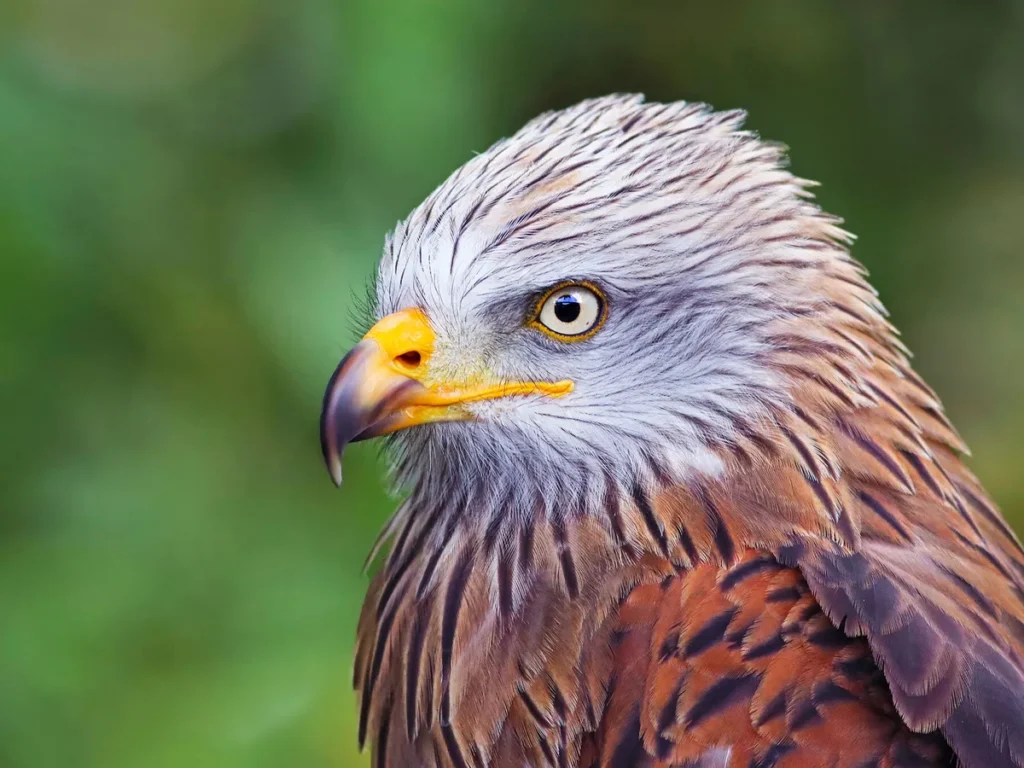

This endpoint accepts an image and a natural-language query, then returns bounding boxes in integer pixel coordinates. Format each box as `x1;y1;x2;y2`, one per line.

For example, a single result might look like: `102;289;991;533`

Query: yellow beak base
319;309;572;486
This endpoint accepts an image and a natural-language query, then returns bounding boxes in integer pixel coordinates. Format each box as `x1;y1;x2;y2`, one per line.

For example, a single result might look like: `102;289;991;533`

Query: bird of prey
319;95;1024;767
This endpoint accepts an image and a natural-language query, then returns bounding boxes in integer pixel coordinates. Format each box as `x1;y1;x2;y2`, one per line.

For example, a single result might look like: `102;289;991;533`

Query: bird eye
532;282;607;341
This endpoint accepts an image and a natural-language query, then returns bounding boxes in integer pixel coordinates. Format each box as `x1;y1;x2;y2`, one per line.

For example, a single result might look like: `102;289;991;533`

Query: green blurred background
2;2;1023;766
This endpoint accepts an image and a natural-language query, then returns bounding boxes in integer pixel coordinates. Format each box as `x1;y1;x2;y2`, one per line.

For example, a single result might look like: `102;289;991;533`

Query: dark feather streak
720;554;781;590
695;485;736;564
632;483;670;557
440;551;475;726
684;607;739;658
552;519;580;599
404;608;430;740
684;673;761;728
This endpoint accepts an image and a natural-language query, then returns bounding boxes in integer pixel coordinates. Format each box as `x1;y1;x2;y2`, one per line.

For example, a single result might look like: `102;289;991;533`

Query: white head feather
373;95;860;520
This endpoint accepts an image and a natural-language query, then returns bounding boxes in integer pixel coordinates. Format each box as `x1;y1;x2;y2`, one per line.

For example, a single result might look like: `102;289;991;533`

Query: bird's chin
349;417;392;443
348;412;418;442
354;405;477;442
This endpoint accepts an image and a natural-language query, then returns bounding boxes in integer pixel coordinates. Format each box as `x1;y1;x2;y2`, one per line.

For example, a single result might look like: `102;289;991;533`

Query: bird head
321;95;871;518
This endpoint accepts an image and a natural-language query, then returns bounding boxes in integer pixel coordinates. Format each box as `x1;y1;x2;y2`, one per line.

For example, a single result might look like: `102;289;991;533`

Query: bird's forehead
375;94;788;324
379;169;618;320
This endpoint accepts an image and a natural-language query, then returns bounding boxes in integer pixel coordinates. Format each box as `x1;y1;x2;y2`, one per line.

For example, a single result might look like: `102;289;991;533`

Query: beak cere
319;308;575;487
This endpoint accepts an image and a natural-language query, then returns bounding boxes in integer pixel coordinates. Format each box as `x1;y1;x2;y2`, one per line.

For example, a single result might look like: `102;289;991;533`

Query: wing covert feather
589;549;953;767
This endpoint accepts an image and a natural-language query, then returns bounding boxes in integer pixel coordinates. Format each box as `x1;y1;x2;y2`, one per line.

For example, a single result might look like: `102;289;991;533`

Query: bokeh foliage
2;2;1023;766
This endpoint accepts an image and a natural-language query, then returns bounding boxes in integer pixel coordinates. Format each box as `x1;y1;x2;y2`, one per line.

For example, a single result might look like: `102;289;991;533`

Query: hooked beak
319;308;572;486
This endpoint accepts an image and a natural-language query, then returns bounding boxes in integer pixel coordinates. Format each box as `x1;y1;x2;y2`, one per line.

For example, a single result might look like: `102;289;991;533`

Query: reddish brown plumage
351;247;1024;766
586;550;952;767
339;100;1024;767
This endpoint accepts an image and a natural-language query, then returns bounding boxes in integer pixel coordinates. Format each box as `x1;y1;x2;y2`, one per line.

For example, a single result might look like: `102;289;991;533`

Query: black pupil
553;294;581;323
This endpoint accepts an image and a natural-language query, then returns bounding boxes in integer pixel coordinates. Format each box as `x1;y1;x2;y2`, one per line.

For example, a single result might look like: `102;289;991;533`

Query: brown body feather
584;550;953;767
353;243;1024;766
347;101;1024;766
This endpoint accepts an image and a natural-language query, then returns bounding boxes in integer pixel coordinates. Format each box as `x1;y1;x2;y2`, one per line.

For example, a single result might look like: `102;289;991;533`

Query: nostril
396;350;422;368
